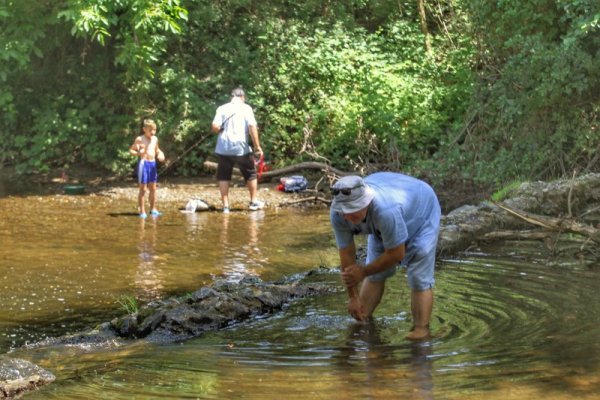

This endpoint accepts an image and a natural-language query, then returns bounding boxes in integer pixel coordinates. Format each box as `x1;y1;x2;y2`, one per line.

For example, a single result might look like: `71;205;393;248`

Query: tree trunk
417;0;432;54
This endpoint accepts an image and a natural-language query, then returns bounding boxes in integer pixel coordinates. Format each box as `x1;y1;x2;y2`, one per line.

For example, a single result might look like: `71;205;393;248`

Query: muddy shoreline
6;166;488;213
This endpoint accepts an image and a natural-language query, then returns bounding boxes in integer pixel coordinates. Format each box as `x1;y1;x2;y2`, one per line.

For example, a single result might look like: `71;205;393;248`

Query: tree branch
492;200;600;243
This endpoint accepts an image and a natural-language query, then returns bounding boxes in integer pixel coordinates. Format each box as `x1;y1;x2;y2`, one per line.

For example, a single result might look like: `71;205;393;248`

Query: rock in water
0;357;55;398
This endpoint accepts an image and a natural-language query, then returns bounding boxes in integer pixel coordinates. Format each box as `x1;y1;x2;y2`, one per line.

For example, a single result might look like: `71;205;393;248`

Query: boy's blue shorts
137;160;158;184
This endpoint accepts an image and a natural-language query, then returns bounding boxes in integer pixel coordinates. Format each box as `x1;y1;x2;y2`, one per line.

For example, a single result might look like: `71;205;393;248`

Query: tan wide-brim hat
330;175;375;214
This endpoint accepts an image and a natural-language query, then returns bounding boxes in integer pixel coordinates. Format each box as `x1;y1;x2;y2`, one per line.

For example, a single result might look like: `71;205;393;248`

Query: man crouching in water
329;172;441;340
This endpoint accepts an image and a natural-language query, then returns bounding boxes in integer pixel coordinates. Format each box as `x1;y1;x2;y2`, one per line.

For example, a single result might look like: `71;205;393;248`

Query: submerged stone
22;270;333;349
113;276;332;343
0;357;55;398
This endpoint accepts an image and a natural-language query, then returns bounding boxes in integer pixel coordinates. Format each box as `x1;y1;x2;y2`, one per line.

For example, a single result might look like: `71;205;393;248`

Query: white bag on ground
184;198;209;212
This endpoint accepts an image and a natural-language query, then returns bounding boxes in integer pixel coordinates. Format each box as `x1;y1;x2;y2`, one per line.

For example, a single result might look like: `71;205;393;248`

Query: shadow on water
107;212;141;217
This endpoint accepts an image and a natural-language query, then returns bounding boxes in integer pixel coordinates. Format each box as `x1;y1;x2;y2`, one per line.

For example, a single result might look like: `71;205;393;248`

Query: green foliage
1;0;474;177
0;1;51;166
59;0;188;101
0;0;189;174
254;18;473;170
445;0;600;185
2;0;596;190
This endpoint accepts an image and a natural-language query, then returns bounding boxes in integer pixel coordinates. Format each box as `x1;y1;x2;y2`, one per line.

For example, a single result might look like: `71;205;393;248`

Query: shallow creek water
1;186;600;399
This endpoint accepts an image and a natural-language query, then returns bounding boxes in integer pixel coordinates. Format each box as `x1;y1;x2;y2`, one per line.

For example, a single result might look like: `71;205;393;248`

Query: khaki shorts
365;236;436;291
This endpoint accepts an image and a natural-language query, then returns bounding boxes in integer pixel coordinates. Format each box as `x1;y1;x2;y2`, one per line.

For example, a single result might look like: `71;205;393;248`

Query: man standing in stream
329;172;441;340
211;87;264;213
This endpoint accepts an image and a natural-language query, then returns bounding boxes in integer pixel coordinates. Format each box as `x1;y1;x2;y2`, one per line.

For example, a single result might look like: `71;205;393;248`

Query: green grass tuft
116;294;139;315
491;181;523;202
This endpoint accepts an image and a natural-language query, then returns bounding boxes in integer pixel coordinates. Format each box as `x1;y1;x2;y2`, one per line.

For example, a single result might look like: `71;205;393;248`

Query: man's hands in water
343;264;367;321
348;296;367;321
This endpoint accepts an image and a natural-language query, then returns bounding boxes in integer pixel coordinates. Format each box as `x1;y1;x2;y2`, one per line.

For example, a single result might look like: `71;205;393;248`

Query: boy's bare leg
138;184;147;214
148;183;157;212
219;181;230;208
406;289;433;340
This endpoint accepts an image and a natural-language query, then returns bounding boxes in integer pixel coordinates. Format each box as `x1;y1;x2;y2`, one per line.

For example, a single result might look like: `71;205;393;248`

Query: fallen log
437;173;600;255
203;160;351;180
278;195;331;207
483;230;558;241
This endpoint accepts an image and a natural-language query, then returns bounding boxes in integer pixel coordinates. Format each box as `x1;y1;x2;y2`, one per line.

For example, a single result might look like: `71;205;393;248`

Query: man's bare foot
405;326;431;341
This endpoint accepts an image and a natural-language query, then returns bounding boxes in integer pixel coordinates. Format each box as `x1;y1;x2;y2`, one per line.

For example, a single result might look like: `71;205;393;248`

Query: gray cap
231;87;245;97
330;176;375;214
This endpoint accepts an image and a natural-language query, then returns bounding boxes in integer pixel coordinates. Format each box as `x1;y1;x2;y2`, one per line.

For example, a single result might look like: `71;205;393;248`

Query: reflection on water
135;217;164;299
341;322;434;400
2;189;600;399
182;209;271;282
218;210;268;281
0;193;336;352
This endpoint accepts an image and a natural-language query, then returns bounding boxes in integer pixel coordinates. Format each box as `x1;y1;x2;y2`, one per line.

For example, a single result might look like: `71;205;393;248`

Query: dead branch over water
492;201;600;244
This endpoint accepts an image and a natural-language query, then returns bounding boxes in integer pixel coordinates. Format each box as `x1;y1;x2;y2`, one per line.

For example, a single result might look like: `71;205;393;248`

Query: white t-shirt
212;98;257;156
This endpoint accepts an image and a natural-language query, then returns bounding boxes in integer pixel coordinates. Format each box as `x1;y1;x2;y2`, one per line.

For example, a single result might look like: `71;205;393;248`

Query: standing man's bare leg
246;178;258;203
219;181;230;209
406;289;433;340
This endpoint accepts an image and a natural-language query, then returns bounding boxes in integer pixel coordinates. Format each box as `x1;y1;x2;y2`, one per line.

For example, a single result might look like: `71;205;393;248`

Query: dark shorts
216;154;257;182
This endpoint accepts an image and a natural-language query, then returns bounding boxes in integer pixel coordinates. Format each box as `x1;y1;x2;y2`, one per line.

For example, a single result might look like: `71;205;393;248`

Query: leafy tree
253;18;473;171
445;0;600;185
0;0;188;174
3;0;597;193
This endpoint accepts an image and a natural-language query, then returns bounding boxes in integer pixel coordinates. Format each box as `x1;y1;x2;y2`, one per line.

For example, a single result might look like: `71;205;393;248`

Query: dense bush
253;19;473;171
1;0;598;192
437;0;600;185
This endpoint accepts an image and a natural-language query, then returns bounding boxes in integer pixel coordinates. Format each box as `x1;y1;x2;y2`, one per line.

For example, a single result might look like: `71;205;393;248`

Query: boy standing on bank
130;118;165;218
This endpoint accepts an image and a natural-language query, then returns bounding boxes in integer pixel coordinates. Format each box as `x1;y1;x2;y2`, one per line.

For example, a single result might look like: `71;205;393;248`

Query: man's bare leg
246;178;258;203
406;289;433;340
359;280;385;318
219;181;230;208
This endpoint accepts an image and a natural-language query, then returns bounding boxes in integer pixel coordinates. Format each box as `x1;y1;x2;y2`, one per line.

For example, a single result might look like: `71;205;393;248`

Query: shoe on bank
248;200;264;211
